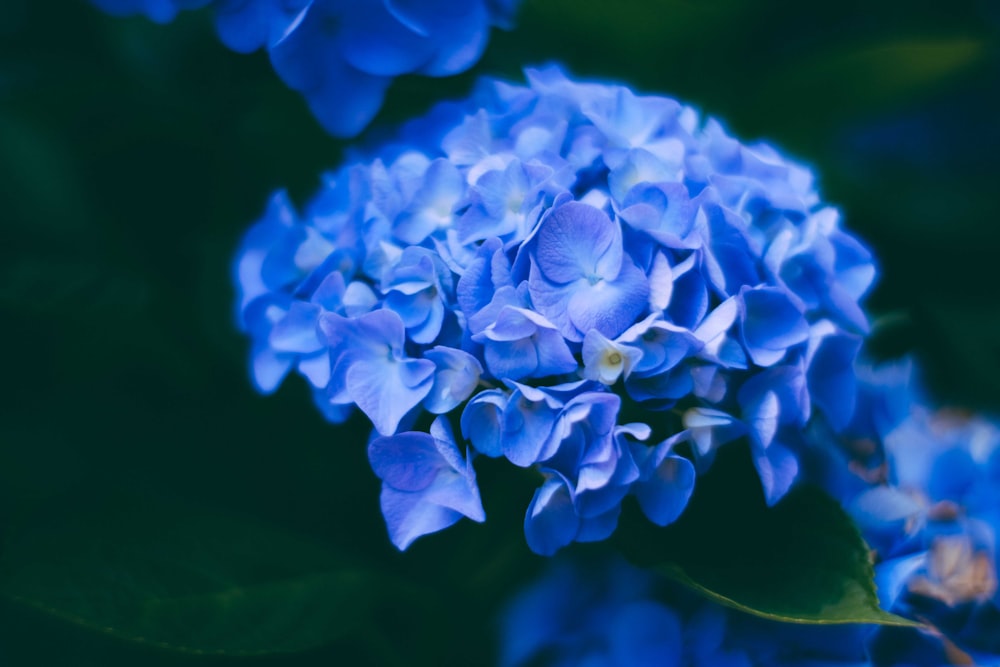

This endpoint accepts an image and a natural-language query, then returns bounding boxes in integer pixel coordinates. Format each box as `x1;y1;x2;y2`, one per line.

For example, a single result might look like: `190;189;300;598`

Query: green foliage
618;447;919;626
0;497;386;656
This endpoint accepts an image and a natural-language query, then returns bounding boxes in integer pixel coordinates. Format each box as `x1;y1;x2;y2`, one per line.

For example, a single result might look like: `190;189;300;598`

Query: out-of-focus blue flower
499;556;873;667
234;66;878;552
90;0;210;23
808;361;1000;664
89;0;520;137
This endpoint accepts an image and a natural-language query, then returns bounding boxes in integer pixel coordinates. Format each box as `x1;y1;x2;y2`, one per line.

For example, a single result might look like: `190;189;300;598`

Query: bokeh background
2;0;999;664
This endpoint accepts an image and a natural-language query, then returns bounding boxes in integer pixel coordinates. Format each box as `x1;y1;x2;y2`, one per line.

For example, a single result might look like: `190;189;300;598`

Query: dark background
1;0;999;664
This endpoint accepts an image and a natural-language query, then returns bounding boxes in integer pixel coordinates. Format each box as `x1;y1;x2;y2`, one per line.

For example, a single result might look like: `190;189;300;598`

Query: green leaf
618;445;921;627
0;497;385;656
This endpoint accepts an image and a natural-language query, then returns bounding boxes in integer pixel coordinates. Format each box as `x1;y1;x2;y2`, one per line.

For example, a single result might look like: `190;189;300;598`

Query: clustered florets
90;0;518;136
234;67;876;554
499;365;1000;664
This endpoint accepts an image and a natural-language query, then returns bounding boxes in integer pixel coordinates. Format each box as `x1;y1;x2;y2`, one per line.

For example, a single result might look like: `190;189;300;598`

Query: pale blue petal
346;356;435;435
524;477;579;555
380;486;463;550
269;301;323;353
534;202;621;284
752;440;799;505
424;346;483;414
461;389;508;457
635;454;695;526
252;344;294;394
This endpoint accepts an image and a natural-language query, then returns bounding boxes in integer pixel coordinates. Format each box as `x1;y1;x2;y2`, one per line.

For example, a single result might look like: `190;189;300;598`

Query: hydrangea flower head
234;66;877;554
90;0;520;136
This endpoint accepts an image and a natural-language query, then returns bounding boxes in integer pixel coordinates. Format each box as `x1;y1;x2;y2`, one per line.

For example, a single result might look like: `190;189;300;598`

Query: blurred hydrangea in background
815;361;1000;665
234;66;877;555
89;0;521;135
500;557;871;667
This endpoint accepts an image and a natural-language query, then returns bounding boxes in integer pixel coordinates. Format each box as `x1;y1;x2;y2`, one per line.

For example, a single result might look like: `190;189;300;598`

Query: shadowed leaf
0;497;385;656
618;445;922;627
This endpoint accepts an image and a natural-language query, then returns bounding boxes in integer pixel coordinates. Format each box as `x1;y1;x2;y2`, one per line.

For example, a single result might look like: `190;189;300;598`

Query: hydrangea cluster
90;0;520;136
234;66;877;555
500;557;871;667
815;362;1000;665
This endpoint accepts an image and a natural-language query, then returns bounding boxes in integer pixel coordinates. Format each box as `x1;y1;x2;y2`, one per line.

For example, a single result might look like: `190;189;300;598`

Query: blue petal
575;505;621;543
502;387;561;466
634;454;695;526
268;15;392;137
421;471;485;524
739;286;809;367
533;202;622;284
743;390;780;449
251;344;294;394
393;158;464;244
417;9;489;76
738;365;811;430
666;255;708;329
214;0;313;53
874;552;927;609
380;485;464;550
807;322;862;430
625;368;693;405
618;316;700;376
752;440;799;505
423;346;483;414
618;182;697;248
336;2;436;76
461;389;508;457
699;205;760;296
269;301;323;353
567;259;650;340
608;149;679;203
476;307;577;380
368;431;442;492
457;238;513;321
524;477;579;556
684;408;746;457
346;356;435;435
297;351;330;388
607;601;683;667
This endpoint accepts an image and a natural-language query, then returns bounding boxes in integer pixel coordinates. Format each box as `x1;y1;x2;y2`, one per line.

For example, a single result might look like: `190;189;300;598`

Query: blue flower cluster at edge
233;66;877;555
500;360;1000;665
820;361;1000;665
89;0;520;137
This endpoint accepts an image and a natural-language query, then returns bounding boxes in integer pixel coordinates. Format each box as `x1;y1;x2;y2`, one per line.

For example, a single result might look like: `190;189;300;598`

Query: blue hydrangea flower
89;0;520;137
500;556;873;667
234;66;877;553
807;361;1000;664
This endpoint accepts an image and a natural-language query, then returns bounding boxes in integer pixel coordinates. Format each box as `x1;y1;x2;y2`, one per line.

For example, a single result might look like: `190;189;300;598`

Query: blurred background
1;0;999;664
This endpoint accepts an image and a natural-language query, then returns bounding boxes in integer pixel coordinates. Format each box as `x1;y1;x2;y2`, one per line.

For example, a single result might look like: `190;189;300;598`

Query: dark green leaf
0;497;383;656
618;445;921;626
